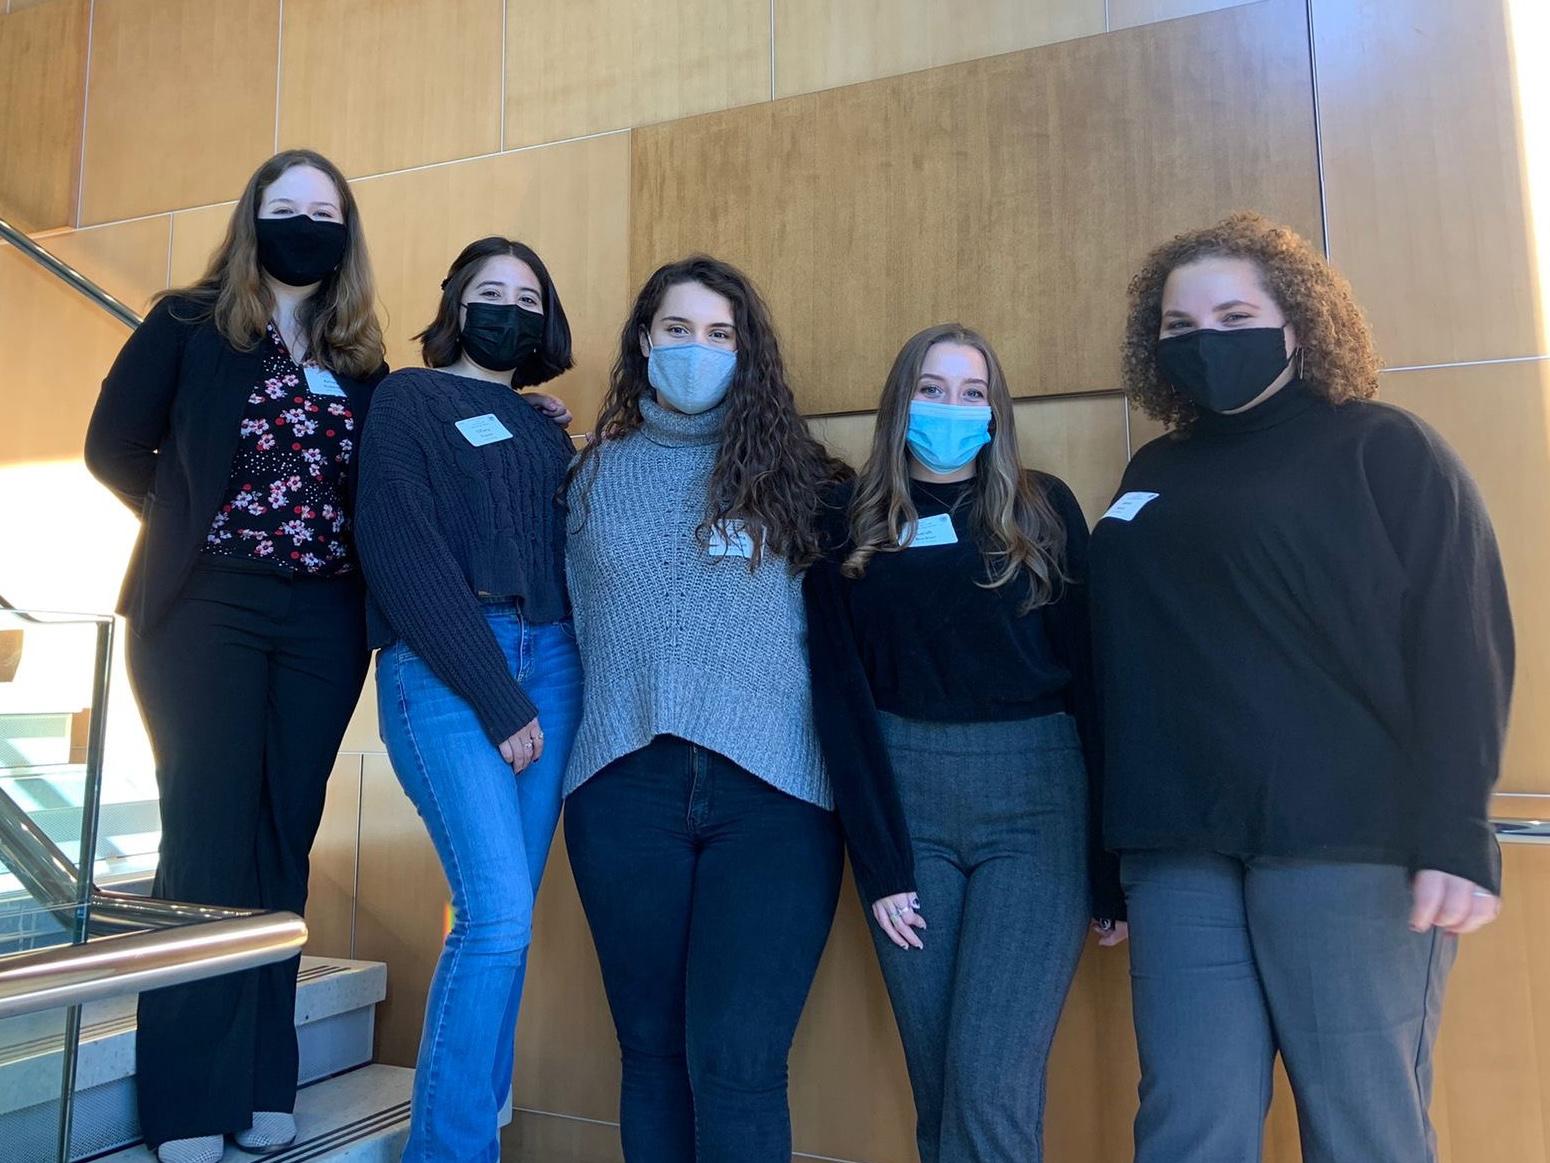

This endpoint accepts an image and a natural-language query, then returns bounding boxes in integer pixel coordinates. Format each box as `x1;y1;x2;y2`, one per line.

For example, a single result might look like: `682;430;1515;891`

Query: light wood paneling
8;1;67;11
1109;0;1260;31
810;393;1132;525
355;752;447;1068
0;214;170;465
304;753;362;959
1379;360;1550;795
166;199;234;288
633;0;1321;416
279;0;502;179
81;0;280;224
501;1109;622;1163
772;0;1103;98
337;658;383;755
1315;0;1543;366
349;134;631;429
0;0;88;231
504;0;769;149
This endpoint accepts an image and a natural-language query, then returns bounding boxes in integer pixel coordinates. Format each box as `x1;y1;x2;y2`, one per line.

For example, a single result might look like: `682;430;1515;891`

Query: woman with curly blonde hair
1089;213;1514;1163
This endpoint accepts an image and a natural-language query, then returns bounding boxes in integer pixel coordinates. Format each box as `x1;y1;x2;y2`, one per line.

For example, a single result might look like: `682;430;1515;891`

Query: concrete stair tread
96;1063;413;1162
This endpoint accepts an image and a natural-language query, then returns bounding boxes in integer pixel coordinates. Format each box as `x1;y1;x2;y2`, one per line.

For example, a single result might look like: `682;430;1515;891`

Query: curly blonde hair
1122;212;1380;429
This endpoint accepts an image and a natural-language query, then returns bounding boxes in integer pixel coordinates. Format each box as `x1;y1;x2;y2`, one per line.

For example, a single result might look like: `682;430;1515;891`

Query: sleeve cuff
1413;817;1502;896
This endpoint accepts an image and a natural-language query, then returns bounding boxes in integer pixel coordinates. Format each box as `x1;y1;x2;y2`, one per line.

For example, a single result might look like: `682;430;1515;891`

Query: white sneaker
234;1111;297;1153
156;1136;222;1163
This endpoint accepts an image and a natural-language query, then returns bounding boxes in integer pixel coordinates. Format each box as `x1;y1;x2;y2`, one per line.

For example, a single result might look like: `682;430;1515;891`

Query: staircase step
97;1063;413;1162
0;957;387;1160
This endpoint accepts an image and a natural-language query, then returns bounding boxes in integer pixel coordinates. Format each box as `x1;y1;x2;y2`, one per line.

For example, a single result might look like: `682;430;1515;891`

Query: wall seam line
75;0;96;228
509;1107;867;1162
164;212;173;288
1384;353;1550;374
499;0;508;150
274;0;285;153
349;755;362;960
1305;0;1330;258
769;0;776;100
1103;0;1110;34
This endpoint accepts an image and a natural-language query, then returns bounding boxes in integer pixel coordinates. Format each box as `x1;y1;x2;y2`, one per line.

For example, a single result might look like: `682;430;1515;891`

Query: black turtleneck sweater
804;472;1123;919
1090;382;1514;893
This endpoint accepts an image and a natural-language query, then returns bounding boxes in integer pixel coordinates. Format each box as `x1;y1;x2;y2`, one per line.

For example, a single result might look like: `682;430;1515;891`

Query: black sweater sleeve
1039;474;1125;921
84;298;187;513
1367;413;1514;893
355;383;538;744
803;495;916;902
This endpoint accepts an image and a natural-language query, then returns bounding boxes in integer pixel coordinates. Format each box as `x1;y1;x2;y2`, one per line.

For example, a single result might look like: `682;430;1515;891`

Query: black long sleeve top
355;367;573;744
804;472;1123;919
1089;381;1514;893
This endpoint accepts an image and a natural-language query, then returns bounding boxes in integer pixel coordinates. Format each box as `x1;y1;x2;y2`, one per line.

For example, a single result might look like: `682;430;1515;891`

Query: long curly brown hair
567;255;848;571
1123;212;1380;429
843;324;1067;612
157;149;385;379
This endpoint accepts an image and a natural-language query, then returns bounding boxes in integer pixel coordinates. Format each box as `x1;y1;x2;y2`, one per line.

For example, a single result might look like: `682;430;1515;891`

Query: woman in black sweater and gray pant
804;323;1124;1163
1092;213;1514;1163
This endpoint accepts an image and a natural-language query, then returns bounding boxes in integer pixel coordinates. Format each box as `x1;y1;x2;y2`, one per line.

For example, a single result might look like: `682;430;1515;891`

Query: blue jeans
378;605;582;1163
564;736;843;1163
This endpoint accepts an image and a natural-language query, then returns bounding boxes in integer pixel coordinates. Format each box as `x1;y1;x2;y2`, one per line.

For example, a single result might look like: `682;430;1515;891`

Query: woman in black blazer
85;149;387;1163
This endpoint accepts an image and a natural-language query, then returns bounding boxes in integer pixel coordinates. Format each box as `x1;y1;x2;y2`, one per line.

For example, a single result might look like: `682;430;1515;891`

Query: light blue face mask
647;341;737;414
906;400;993;473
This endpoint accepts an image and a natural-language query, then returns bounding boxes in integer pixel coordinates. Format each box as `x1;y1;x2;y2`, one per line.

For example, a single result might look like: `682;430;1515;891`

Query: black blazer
84;296;387;633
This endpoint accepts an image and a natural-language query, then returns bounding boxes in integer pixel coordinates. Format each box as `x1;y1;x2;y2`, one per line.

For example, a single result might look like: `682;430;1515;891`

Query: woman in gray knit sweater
563;256;849;1163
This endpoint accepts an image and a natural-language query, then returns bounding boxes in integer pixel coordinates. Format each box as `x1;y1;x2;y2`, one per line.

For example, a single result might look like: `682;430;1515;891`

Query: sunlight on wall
1507;0;1550;355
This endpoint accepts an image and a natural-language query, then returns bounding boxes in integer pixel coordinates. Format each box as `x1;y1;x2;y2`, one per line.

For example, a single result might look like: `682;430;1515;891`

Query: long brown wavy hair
568;255;847;571
1123;212;1380;430
157;149;385;378
844;324;1067;611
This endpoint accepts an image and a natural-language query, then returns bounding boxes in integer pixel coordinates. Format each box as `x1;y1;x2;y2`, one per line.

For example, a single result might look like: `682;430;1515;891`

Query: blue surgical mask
906;400;992;473
647;341;737;414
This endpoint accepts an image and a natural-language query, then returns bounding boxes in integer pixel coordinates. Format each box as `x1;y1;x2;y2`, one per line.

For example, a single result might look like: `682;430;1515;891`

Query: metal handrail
0;215;142;329
0;910;307;1020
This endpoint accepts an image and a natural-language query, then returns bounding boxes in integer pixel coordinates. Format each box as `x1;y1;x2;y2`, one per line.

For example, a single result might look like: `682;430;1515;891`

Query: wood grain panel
167;199;235;288
304;753;361;959
337;658;383;755
81;0;280;224
349;134;630;429
809;394;1131;525
1379;360;1550;795
0;0;88;231
632;0;1321;416
1109;0;1260;31
354;752;447;1068
501;1109;622;1163
0;214;170;465
504;0;769;149
279;0;502;179
1314;0;1543;366
772;0;1103;98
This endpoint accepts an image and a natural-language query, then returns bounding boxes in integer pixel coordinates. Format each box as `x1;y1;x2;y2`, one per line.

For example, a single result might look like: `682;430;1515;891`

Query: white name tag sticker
708;522;757;559
455;413;514;447
905;512;959;548
1102;491;1160;523
303;367;347;397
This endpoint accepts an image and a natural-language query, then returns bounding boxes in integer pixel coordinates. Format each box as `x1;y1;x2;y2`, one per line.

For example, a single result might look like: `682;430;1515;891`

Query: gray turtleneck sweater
562;397;832;809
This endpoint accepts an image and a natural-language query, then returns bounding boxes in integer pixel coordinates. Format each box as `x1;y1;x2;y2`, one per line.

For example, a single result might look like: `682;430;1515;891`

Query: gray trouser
872;713;1091;1163
1122;851;1457;1163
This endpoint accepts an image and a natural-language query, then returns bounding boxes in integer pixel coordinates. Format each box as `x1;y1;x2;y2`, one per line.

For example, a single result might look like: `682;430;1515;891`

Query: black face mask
460;302;545;373
255;215;348;287
1155;326;1295;413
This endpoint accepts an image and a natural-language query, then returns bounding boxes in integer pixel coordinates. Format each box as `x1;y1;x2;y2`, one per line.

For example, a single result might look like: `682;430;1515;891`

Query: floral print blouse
201;324;357;576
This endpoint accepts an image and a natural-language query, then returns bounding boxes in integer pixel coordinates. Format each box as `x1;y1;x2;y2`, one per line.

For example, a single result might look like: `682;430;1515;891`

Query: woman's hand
1092;919;1129;947
498;718;544;775
1411;869;1500;936
872;892;926;950
524;392;573;428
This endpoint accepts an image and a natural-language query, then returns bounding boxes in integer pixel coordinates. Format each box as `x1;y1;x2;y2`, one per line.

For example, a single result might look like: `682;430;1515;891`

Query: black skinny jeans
564;736;843;1163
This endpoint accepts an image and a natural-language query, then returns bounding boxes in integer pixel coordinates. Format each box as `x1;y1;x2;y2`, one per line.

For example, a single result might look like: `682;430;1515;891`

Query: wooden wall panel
354;752;447;1068
632;0;1321;416
0;214;170;465
304;753;362;959
1109;0;1260;31
279;0;502;179
0;0;88;231
1314;0;1543;366
81;0;280;224
505;0;769;150
772;0;1103;98
1379;360;1550;795
166;199;233;288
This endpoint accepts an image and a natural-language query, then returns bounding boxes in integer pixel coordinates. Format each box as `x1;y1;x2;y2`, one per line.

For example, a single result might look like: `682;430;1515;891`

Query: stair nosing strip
260;1100;412;1162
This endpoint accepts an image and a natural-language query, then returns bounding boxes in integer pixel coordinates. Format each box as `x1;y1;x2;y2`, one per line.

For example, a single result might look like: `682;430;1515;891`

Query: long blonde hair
844;324;1067;610
158;149;385;378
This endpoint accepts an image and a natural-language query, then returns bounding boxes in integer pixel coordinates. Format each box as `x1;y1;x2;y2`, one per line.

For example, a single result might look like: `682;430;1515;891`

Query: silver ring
523;739;534;750
1472;889;1493;898
887;906;903;919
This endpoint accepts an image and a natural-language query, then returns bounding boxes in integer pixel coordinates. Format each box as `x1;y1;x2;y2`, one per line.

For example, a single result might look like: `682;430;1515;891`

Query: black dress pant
126;558;368;1146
